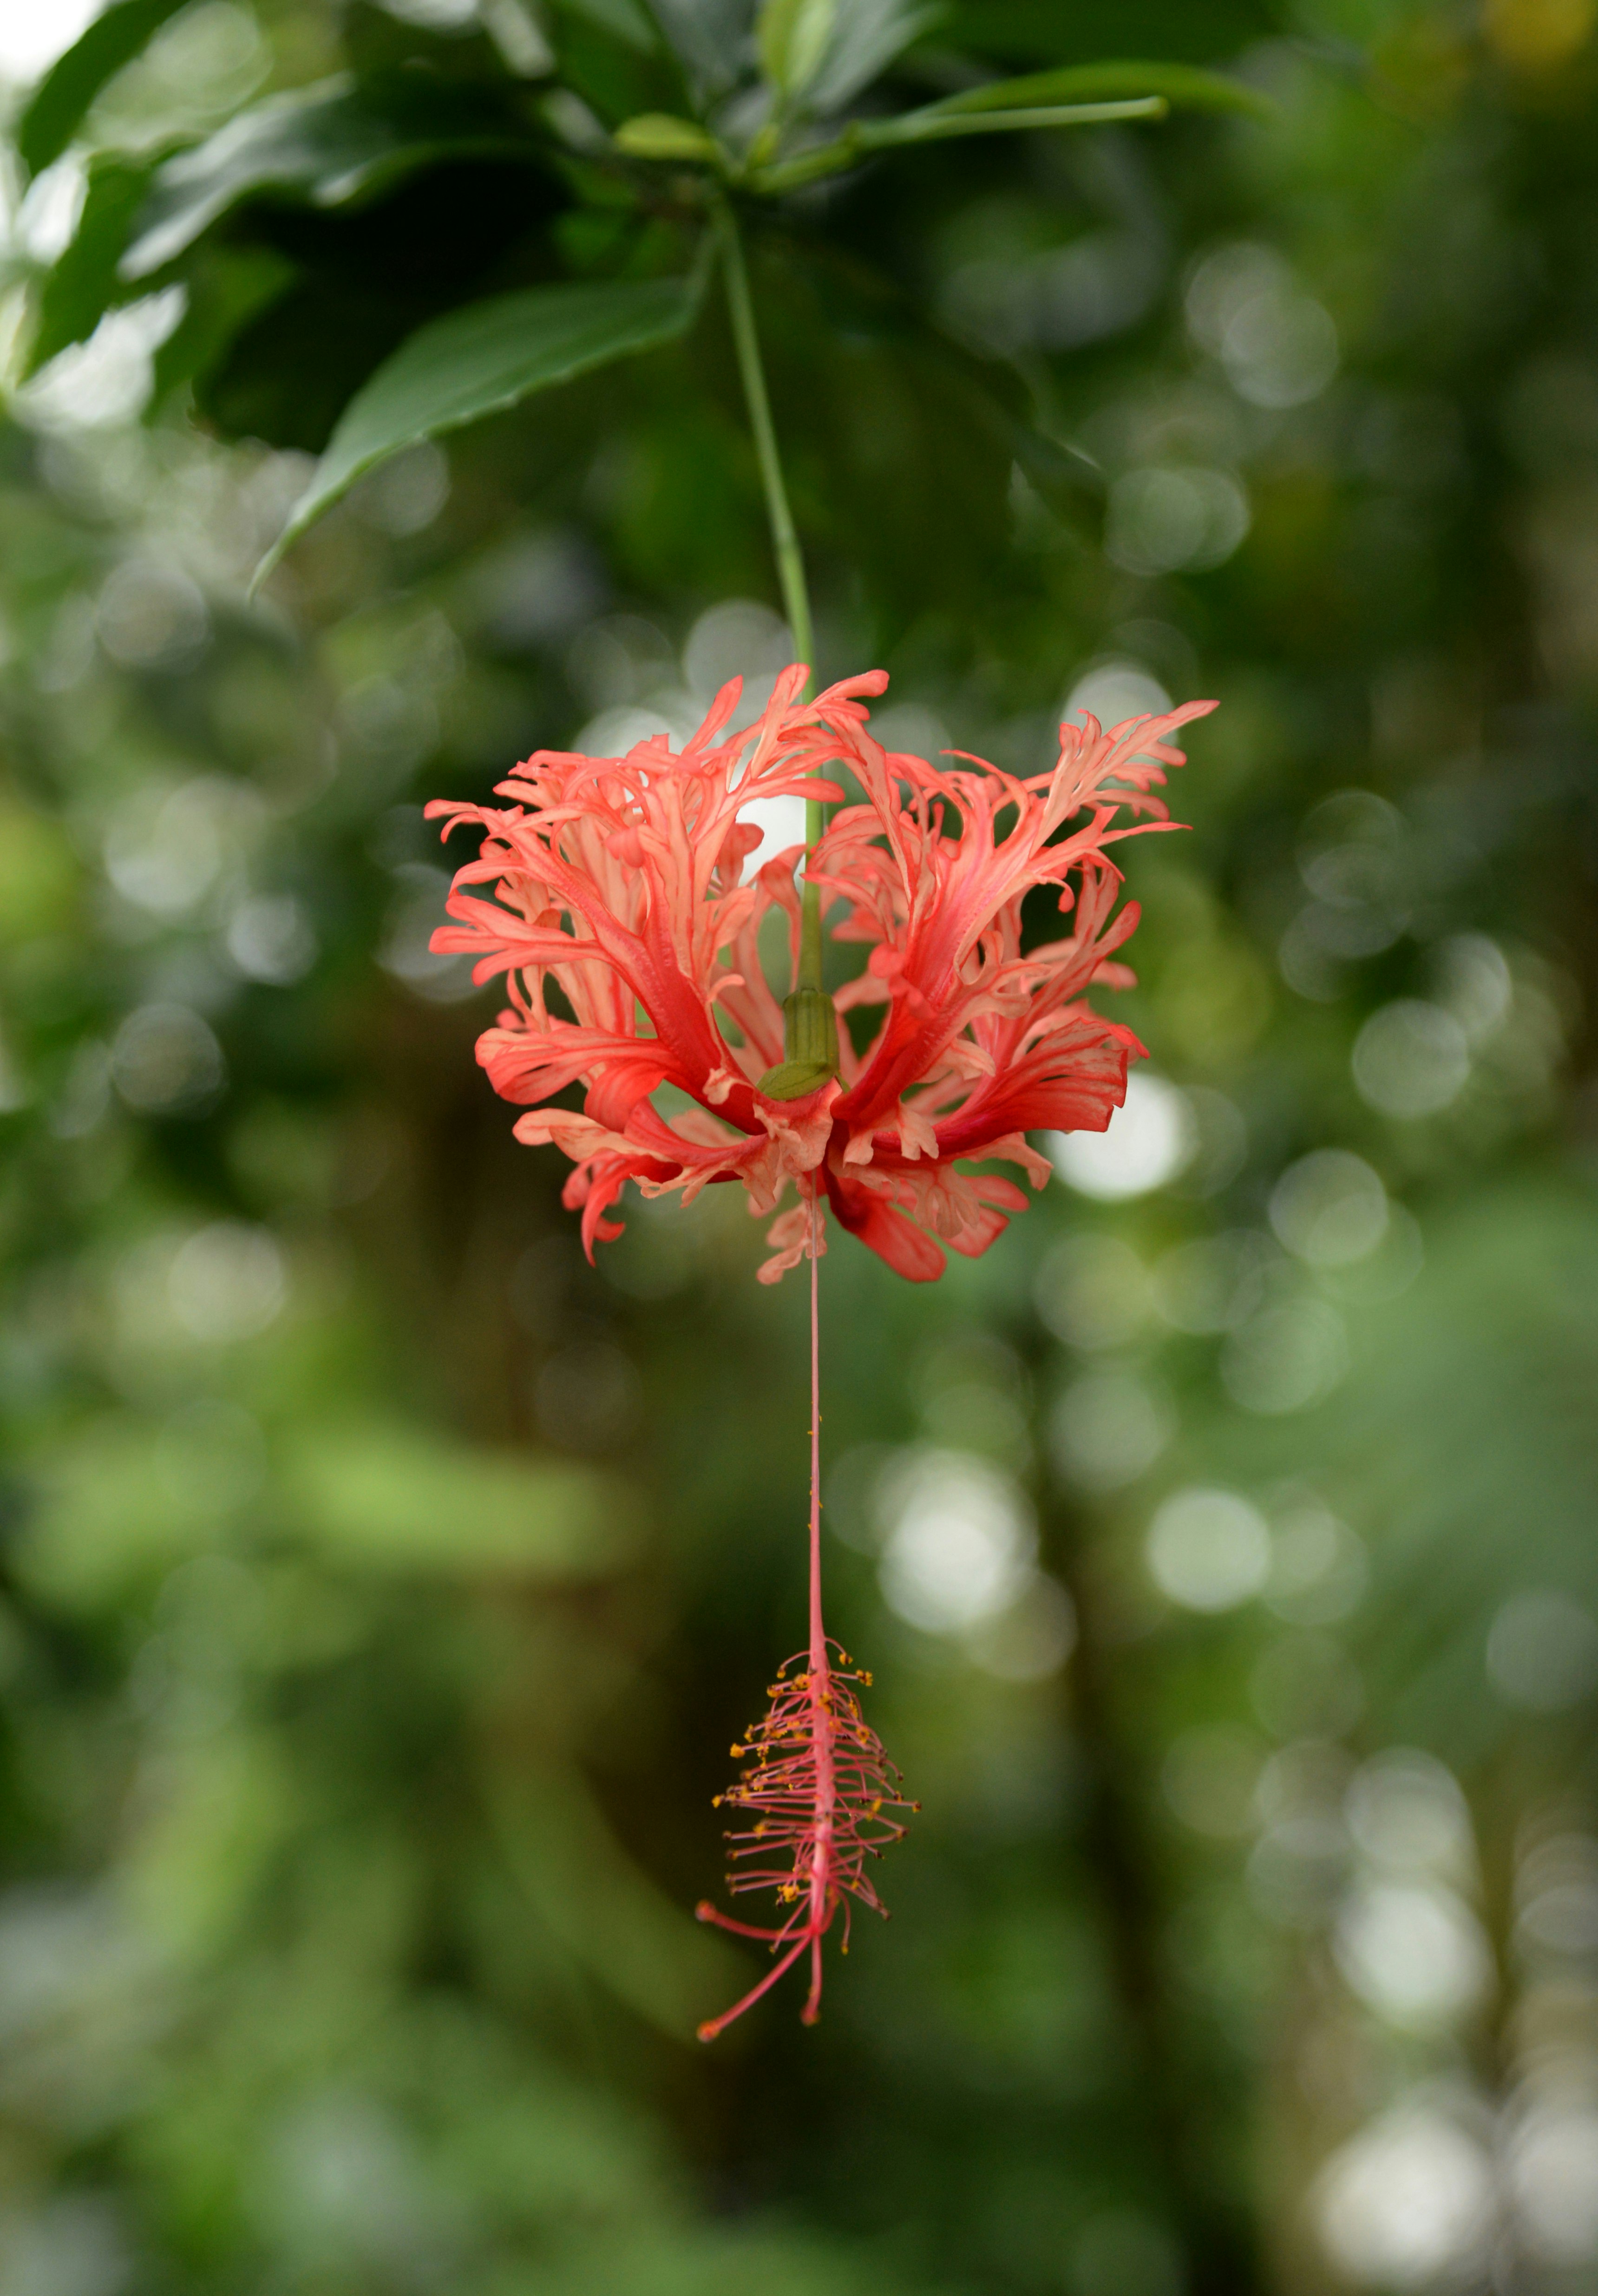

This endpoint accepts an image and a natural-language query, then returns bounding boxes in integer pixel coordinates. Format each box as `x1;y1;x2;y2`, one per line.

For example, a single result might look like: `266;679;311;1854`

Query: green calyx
757;874;839;1100
758;984;839;1101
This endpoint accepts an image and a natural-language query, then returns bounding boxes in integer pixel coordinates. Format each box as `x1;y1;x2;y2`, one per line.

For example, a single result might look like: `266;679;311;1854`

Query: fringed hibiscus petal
426;669;1212;1285
825;1176;947;1282
758;1202;824;1285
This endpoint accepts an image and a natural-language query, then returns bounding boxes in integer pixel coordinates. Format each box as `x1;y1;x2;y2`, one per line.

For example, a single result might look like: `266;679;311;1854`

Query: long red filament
696;1183;915;2042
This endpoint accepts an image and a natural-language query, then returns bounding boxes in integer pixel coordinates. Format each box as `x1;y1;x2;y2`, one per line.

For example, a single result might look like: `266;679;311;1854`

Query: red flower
426;669;1212;1284
426;674;1213;2033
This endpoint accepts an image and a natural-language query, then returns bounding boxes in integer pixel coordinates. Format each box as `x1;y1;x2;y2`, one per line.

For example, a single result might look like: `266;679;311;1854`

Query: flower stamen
695;1188;916;2039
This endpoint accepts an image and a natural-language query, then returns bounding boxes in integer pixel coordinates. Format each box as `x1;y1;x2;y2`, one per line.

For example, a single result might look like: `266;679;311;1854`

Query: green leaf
747;45;1268;183
613;111;721;158
805;0;944;114
121;75;540;282
750;94;1168;193
931;59;1274;121
758;0;838;96
558;0;661;53
255;270;702;583
288;1422;643;1576
649;0;749;95
547;0;682;125
23;150;154;378
15;0;189;178
869;94;1169;146
938;1;1282;68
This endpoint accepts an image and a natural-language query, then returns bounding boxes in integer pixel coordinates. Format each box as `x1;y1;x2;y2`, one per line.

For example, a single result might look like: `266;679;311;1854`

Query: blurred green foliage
3;2;1598;2295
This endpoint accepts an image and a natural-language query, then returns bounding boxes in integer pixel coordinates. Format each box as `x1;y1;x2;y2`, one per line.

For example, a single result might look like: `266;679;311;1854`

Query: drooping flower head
426;670;1214;2035
426;668;1214;1282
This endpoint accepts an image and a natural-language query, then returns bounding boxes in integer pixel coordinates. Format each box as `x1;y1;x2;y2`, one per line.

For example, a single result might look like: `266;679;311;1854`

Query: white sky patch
735;790;806;881
0;0;100;84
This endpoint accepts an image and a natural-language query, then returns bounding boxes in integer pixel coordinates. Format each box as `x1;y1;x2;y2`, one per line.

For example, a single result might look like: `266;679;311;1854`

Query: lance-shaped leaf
24;151;155;377
559;0;661;55
938;0;1280;67
758;0;837;96
749;94;1168;194
15;0;190;178
650;0;751;94
255;270;701;584
804;0;943;115
747;53;1269;196
930;59;1274;121
121;74;541;281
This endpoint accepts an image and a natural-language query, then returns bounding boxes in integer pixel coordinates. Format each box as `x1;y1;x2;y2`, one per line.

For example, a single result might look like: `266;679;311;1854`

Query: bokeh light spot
1146;1487;1271;1613
1046;1073;1196;1202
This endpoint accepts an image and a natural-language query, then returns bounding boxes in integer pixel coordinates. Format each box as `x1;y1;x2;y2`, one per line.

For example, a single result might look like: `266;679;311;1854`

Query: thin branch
747;97;1167;196
715;199;830;1000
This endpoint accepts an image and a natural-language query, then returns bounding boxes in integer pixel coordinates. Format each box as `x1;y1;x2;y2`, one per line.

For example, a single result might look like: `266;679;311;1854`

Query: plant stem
716;202;831;1037
720;216;834;1904
806;1184;825;1669
717;206;832;997
748;95;1166;196
803;1180;832;2023
717;203;817;704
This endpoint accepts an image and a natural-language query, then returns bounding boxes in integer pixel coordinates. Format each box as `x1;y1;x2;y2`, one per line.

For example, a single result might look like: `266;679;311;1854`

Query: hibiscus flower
426;665;1212;2036
425;668;1213;1284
